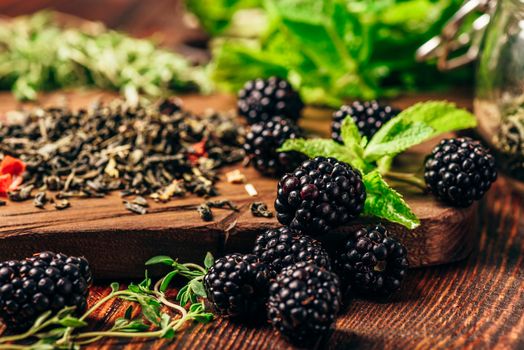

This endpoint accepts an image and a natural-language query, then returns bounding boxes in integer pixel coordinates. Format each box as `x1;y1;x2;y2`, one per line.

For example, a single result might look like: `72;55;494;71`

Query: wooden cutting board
0;90;477;279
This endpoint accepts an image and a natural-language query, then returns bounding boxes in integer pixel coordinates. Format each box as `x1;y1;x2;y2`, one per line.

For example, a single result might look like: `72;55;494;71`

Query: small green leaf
279;138;367;172
193;313;214;324
364;121;434;161
160;270;179;292
340;116;362;148
189;280;207;298
128;284;140;293
204;252;214;269
145;255;175;266
363;171;420;229
114;318;129;328
58;317;88;328
399;101;477;134
162;328;176;339
177;285;190;306
121;320;150;332
124;306;133;320
32;311;53;328
110;282;120;293
140;303;161;326
189;302;205;313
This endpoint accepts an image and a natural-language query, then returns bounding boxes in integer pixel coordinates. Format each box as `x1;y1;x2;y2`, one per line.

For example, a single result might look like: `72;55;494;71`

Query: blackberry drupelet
331;101;399;142
275;157;366;235
237;77;304;124
0;252;92;330
244;117;306;176
424;137;497;207
253;226;331;274
334;224;408;298
203;253;271;319
267;262;341;344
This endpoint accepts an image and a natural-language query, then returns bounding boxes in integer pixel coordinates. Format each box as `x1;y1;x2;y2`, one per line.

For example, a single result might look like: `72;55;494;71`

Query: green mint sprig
0;254;215;349
279;101;477;229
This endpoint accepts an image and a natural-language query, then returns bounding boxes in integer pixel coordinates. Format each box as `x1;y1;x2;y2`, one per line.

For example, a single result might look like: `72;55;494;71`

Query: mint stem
385;171;426;191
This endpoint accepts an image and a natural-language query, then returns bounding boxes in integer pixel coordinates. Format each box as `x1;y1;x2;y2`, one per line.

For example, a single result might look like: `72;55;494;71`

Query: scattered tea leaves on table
0;98;246;212
54;199;71;210
197;203;213;221
205;199;239;212
124;201;148;215
34;192;48;209
250;201;273;218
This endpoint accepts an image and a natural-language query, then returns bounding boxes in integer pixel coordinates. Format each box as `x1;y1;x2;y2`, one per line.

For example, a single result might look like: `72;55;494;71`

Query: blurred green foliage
188;0;472;106
0;11;208;101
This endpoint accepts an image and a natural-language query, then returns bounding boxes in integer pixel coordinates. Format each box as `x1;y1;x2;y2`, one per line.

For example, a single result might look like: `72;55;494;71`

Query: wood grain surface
0;1;523;349
2;176;518;350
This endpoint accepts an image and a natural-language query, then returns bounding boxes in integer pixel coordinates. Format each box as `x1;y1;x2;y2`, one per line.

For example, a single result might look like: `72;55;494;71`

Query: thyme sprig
0;254;214;349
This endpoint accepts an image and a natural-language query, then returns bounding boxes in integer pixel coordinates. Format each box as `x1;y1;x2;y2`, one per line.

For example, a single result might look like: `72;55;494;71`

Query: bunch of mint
188;0;472;106
279;101;477;229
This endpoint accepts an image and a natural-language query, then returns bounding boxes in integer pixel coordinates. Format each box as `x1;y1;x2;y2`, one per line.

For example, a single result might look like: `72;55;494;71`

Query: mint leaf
399;101;477;135
363;171;420;229
145;256;175;266
364;120;434;161
340;117;362;149
365;101;476;161
278;138;367;172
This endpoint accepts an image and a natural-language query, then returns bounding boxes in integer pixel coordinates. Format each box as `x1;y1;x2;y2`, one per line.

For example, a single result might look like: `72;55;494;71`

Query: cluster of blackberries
239;77;306;177
0;252;92;330
204;223;408;344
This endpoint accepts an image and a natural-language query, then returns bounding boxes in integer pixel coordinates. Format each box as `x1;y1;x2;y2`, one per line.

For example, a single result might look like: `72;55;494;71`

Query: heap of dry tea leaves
0;98;246;212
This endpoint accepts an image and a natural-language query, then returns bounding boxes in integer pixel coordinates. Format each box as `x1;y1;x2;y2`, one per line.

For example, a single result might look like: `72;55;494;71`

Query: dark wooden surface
0;90;478;277
0;1;523;349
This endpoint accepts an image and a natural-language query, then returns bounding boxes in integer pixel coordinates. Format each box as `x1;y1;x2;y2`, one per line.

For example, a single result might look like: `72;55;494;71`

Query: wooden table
0;1;523;349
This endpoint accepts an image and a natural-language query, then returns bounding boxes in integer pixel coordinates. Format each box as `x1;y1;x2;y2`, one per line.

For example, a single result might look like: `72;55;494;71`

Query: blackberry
331;101;399;142
253;226;331;274
244;117;306;176
334;224;408;298
275;157;366;235
203;253;270;318
267;262;341;344
237;77;304;124
424;137;497;207
0;252;92;330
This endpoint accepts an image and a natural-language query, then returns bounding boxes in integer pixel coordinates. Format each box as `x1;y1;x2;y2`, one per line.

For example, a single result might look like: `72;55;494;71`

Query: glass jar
475;0;524;189
418;0;524;190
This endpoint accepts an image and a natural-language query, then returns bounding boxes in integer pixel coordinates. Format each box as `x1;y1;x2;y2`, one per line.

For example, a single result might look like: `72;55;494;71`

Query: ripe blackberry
267;262;341;344
0;252;92;330
331;101;399;142
244;117;306;176
334;224;408;298
237;77;304;124
253;226;331;274
424;137;497;207
275;157;366;235
203;253;270;318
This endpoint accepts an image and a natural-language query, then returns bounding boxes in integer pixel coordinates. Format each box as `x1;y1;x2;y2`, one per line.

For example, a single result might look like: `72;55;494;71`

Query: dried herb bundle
0;98;246;210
